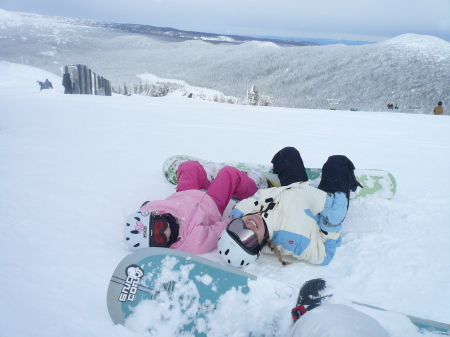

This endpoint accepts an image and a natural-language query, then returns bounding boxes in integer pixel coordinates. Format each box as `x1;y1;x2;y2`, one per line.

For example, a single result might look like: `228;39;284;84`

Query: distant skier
37;81;45;91
434;101;444;115
37;79;53;91
44;79;53;89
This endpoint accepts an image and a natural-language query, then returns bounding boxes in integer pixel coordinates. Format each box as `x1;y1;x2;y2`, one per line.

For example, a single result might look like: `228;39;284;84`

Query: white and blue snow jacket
234;182;342;265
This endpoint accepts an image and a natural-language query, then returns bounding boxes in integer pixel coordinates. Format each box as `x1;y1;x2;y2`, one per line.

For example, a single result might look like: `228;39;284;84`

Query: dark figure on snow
37;81;45;91
62;73;73;94
37;79;53;91
44;79;53;89
434;101;444;115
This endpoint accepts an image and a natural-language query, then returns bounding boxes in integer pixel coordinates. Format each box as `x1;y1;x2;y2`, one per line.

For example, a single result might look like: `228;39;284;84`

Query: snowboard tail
351;301;450;335
162;155;397;200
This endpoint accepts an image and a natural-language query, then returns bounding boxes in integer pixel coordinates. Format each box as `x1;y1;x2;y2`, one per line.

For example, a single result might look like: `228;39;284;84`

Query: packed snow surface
0;62;449;337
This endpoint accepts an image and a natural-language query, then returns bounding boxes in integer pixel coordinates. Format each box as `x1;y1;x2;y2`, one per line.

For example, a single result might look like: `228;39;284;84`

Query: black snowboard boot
291;278;332;322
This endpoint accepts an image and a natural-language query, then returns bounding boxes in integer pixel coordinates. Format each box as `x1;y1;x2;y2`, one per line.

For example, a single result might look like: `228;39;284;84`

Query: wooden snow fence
63;64;112;96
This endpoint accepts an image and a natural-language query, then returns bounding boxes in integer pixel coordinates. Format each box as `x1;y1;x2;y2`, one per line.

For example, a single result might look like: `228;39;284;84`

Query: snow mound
0;8;101;31
240;40;279;48
0;8;23;28
250;41;279;48
379;33;450;57
381;33;448;46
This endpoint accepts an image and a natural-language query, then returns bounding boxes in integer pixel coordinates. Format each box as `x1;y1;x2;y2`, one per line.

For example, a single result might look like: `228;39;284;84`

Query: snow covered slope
0;62;449;337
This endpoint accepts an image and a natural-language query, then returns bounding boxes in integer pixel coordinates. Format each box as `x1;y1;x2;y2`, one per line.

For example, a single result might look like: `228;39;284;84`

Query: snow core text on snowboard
107;248;449;336
162;155;397;200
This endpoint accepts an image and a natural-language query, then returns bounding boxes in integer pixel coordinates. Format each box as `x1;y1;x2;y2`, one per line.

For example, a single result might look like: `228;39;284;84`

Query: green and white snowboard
162;155;397;200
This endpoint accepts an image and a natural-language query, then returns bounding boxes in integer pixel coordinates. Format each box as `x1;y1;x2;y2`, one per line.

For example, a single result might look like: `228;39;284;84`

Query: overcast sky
1;0;449;42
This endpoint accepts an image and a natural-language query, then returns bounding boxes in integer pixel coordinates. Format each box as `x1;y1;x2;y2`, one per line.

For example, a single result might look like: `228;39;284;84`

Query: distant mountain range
75;20;370;46
85;22;319;47
0;9;316;47
1;8;449;113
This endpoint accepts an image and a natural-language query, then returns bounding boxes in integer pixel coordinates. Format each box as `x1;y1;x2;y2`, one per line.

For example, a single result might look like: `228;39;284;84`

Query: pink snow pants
176;161;257;214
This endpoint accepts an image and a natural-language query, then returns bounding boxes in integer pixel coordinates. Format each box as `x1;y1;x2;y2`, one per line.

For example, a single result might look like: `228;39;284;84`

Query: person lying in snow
218;147;362;267
123;160;268;254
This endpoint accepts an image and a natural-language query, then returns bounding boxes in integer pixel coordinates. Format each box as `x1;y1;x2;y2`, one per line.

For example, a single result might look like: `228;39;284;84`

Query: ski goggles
149;213;169;247
226;218;259;253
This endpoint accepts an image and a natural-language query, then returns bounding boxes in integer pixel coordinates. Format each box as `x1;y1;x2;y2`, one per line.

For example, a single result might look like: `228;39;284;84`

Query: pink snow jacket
140;190;230;255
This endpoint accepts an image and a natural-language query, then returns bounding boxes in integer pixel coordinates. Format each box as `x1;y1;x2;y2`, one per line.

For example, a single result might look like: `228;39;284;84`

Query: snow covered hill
0;8;449;114
1;61;449;336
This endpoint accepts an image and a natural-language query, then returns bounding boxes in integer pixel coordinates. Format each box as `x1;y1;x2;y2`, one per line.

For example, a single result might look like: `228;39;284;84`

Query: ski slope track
0;62;449;336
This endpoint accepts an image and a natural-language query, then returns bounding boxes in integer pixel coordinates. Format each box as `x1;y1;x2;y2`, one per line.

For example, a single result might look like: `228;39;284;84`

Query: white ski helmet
218;217;269;267
124;210;151;250
218;229;259;267
124;210;179;250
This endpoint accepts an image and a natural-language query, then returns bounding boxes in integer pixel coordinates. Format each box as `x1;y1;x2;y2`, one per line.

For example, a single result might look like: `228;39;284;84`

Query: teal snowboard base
162;155;397;200
107;248;256;335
